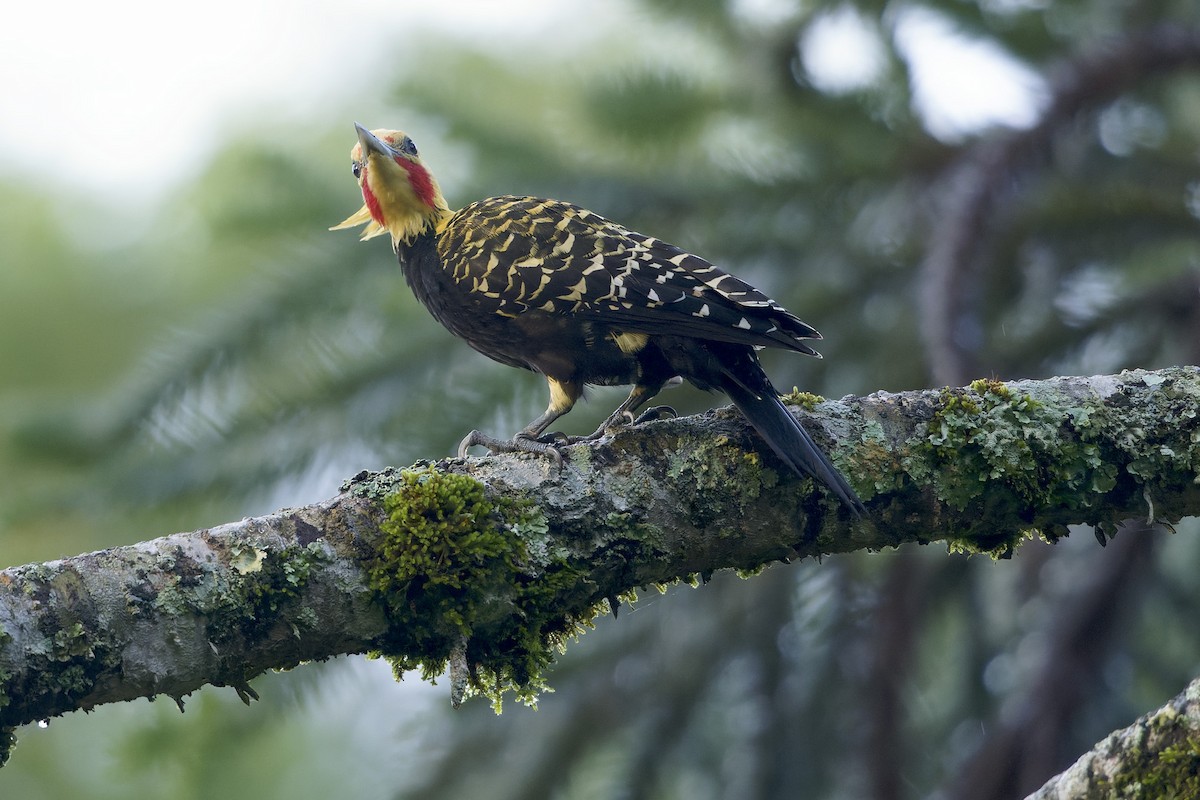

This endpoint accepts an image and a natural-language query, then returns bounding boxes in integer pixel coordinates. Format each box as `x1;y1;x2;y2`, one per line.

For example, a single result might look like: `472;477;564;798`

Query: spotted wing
437;196;821;354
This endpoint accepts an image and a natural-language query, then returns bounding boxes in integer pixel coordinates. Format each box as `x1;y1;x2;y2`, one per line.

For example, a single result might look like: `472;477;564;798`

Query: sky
0;0;582;200
0;1;1043;202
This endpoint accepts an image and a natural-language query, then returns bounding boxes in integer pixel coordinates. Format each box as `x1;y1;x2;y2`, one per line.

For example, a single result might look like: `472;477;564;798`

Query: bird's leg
458;377;581;466
571;380;670;443
630;376;682;424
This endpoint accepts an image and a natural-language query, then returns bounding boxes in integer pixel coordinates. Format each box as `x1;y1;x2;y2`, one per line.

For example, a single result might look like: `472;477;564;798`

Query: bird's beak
355;122;392;160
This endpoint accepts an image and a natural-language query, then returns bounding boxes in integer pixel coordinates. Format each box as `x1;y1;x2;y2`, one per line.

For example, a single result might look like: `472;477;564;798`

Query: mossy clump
1097;707;1200;798
968;377;1011;399
364;467;594;709
781;388;824;411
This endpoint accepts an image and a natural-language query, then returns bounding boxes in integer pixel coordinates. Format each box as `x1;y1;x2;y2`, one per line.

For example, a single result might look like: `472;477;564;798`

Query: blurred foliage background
2;0;1200;798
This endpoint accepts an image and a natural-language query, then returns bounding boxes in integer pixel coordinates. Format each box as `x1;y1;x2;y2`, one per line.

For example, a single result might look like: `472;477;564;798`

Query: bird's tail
718;368;865;516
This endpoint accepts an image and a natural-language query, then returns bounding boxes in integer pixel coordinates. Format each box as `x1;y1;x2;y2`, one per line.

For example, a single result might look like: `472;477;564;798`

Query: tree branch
0;367;1197;754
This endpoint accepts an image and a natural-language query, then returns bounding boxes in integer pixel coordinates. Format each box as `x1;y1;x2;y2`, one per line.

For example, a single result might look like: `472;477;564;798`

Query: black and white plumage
334;124;864;514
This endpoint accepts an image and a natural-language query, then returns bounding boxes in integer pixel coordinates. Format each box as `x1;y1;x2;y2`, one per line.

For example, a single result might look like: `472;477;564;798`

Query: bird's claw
457;430;497;459
633;405;677;425
458;430;565;468
457;405;677;463
512;433;566;468
541;430;571;446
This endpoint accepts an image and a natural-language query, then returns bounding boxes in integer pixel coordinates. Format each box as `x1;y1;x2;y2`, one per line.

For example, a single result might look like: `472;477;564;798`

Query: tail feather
719;373;866;516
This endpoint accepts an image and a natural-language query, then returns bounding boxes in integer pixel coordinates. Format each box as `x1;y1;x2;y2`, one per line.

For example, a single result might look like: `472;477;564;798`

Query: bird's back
424;196;823;359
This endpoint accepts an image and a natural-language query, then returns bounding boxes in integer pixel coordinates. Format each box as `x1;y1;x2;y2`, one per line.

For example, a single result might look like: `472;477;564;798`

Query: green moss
364;467;597;710
1097;708;1200;798
969;377;1011;399
781;388;824;410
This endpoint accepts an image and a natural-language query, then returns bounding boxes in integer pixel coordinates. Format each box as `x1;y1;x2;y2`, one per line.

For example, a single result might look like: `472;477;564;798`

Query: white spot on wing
553;232;576;255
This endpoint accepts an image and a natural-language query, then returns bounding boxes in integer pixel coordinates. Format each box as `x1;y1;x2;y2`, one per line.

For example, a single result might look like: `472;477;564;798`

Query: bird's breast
398;234;642;384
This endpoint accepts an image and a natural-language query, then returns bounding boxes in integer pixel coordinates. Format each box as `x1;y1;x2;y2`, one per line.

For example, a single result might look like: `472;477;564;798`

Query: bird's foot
458;430;565;468
633;405;677;425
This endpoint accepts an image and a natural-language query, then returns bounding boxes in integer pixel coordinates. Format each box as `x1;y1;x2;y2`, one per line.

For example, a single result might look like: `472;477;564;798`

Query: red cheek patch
361;179;385;226
395;157;437;208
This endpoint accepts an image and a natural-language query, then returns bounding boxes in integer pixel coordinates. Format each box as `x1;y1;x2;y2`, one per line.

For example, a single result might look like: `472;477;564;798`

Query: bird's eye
398;137;418;157
352;161;363;179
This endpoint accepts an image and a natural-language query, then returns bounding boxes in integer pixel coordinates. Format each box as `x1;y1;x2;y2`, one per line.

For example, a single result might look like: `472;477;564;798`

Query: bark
0;367;1197;765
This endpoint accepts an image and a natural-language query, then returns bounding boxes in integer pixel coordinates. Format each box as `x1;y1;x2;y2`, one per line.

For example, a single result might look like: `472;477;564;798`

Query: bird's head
331;123;449;246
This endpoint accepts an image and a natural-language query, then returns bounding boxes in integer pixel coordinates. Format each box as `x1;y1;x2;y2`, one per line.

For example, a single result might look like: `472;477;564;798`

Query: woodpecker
334;123;864;514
